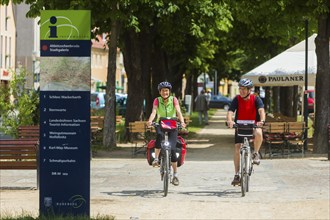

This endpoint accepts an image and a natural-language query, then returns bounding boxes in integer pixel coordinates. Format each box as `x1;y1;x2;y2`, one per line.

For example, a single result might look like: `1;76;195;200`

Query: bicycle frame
240;137;253;197
159;130;172;197
234;120;256;197
152;118;180;197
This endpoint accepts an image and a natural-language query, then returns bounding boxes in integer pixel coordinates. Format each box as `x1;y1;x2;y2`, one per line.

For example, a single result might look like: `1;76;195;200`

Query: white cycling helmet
158;81;172;91
239;78;253;89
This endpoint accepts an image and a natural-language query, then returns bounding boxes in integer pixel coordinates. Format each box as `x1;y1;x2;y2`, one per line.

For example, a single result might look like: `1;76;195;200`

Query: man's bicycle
233;120;259;197
151;117;181;197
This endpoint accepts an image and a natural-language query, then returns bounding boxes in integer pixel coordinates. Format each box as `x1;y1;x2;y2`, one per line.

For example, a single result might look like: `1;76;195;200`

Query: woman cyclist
147;81;186;186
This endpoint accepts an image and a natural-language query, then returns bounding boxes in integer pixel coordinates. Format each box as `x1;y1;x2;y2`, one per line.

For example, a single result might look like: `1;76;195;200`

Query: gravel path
1;109;329;219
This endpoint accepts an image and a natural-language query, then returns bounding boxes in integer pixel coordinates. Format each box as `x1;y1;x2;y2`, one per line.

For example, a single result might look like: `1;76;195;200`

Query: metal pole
214;69;217;95
304;19;309;151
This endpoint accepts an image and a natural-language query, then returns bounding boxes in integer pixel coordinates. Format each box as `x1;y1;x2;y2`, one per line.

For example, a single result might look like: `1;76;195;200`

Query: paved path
0;109;329;219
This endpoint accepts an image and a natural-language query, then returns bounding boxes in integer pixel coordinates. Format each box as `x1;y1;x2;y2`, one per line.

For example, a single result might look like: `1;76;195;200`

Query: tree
225;0;329;154
314;10;330;154
5;0;329;153
120;0;233;124
4;0;123;148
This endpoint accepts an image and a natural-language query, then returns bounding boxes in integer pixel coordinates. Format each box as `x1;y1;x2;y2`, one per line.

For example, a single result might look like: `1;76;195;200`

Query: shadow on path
96;109;234;162
101;189;241;198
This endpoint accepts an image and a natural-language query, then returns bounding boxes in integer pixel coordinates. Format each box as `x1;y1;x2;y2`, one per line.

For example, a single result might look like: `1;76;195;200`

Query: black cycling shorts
155;126;178;162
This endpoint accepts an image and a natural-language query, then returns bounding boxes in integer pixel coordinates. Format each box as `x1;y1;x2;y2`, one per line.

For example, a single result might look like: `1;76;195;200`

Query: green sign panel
40;10;90;40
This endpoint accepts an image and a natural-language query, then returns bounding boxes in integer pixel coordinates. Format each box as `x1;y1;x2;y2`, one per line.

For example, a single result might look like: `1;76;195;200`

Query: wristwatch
261;120;266;125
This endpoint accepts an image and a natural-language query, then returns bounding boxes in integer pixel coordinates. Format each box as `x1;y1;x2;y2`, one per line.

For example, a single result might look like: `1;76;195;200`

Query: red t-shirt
237;95;257;121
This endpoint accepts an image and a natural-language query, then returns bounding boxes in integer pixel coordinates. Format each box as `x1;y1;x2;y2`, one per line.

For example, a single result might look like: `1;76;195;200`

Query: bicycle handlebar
232;123;262;129
226;122;263;129
150;121;183;129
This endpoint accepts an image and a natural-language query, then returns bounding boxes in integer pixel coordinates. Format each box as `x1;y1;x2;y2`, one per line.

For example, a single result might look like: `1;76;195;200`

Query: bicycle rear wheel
240;150;248;197
163;150;170;197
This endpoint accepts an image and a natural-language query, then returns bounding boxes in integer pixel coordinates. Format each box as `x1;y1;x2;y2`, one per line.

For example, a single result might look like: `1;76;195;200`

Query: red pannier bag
176;136;187;167
146;137;187;167
146;139;156;165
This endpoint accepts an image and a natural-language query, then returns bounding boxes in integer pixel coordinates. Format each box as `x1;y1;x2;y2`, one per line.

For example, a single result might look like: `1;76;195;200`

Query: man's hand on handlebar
256;121;265;127
226;121;235;128
180;122;186;128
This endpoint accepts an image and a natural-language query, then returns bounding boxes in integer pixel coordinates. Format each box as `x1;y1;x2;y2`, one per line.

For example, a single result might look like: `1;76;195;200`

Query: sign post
39;10;91;217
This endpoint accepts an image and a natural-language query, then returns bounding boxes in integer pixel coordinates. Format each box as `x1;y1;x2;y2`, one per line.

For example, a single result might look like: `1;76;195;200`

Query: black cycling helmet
239;78;253;89
158;81;172;91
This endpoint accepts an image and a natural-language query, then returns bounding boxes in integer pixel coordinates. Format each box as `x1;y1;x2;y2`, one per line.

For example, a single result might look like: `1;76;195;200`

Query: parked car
91;92;106;109
208;94;232;110
116;94;127;115
91;92;127;111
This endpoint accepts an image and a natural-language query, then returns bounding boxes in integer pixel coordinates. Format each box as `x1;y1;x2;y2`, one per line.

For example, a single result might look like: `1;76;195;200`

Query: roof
242;34;319;87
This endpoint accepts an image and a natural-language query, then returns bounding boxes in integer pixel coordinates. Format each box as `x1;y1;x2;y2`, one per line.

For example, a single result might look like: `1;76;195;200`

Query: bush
0;68;39;137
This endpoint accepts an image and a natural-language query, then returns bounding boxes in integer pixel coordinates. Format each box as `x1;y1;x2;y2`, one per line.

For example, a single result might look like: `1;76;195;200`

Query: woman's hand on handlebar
147;121;153;127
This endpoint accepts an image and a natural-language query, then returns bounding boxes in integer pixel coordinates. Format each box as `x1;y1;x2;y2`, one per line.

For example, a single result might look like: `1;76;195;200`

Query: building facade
0;2;16;87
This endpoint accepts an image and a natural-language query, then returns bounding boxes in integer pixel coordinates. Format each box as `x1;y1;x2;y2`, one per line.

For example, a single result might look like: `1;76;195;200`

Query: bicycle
233;120;260;197
151;117;181;197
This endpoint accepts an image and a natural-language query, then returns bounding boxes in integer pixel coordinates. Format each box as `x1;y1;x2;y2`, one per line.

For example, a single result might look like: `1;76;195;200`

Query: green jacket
156;96;176;121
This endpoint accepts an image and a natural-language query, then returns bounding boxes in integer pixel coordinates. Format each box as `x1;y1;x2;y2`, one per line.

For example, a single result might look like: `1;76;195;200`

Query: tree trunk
273;87;280;113
140;29;152;120
280;87;286;116
279;86;294;117
264;87;271;112
151;45;168;85
103;20;120;148
314;13;330;155
292;86;299;119
122;29;146;138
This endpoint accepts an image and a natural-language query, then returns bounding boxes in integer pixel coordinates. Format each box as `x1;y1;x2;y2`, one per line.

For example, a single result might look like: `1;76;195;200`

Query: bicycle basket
236;121;254;137
160;118;177;131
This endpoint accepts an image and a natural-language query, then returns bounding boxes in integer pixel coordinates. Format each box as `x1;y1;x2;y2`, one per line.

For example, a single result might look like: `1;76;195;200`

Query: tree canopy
2;0;329;153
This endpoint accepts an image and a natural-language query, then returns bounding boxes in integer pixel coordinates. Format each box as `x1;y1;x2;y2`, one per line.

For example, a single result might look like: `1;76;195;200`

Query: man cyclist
147;81;186;186
226;78;266;186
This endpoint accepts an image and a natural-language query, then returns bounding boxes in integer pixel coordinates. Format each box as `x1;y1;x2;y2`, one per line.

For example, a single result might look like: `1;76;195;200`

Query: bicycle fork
160;132;172;180
241;138;253;176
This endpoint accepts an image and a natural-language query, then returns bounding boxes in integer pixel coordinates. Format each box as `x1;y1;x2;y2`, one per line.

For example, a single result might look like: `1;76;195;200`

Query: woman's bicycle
151;117;181;197
233;120;260;197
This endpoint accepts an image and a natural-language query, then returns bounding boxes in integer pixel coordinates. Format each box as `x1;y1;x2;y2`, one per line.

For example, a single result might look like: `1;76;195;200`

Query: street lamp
304;19;308;151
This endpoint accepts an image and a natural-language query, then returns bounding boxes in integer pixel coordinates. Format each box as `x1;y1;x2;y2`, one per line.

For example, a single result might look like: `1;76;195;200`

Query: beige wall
91;43;127;93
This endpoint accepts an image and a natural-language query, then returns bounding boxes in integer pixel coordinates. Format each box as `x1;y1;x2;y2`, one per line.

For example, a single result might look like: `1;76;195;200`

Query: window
8;37;11;67
0;36;2;68
5;36;7;68
5;6;8;31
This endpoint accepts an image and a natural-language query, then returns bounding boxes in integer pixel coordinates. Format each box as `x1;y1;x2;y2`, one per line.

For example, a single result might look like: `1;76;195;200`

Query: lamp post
214;69;218;95
304;19;308;151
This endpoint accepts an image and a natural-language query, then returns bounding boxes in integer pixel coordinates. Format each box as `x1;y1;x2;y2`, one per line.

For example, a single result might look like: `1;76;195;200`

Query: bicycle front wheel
246;152;250;192
240;150;248;197
163;150;170;197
